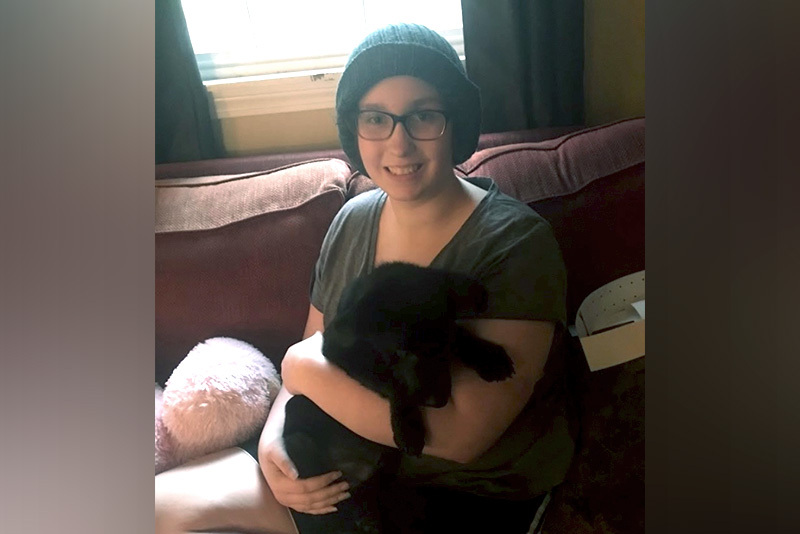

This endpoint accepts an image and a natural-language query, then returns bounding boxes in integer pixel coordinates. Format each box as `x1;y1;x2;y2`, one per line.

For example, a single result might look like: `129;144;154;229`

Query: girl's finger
283;480;351;511
268;445;299;480
294;470;344;493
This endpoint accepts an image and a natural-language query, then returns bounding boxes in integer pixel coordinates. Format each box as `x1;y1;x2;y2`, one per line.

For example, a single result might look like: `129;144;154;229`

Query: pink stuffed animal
155;337;281;474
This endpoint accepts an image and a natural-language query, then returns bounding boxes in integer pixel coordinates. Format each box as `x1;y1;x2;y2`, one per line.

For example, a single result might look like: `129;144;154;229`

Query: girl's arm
258;304;324;458
257;305;351;515
281;318;555;464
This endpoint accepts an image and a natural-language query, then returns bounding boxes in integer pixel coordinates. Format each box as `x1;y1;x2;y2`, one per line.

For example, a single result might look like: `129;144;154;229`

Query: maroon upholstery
156;151;350;180
155;160;350;383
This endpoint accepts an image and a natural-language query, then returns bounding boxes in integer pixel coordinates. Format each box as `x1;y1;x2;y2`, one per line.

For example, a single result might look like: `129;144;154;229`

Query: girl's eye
362;112;388;125
414;111;436;122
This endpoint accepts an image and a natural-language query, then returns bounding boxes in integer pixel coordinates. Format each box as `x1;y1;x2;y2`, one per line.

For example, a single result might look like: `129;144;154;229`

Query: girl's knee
155;478;195;534
155;466;221;534
154;448;295;534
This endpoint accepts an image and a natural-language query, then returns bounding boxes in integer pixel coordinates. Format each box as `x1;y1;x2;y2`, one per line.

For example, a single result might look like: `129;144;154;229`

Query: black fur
283;262;515;533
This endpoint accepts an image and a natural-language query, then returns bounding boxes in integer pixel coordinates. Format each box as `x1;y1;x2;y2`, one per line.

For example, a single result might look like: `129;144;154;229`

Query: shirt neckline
366;178;498;270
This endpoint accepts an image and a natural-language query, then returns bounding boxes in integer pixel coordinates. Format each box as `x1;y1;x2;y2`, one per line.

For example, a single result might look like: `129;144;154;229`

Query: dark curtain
461;0;584;133
155;0;225;164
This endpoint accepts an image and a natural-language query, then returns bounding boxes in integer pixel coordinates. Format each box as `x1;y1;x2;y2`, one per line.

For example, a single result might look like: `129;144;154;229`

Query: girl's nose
386;121;416;154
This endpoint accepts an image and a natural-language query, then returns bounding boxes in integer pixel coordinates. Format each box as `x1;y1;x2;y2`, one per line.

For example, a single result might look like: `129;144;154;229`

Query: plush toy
155;337;281;474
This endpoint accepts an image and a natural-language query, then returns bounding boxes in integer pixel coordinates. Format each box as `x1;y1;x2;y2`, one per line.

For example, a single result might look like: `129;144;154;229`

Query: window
180;1;464;119
181;0;464;82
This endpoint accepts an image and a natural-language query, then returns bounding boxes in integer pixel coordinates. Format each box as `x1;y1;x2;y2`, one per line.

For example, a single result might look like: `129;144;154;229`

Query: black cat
283;262;515;533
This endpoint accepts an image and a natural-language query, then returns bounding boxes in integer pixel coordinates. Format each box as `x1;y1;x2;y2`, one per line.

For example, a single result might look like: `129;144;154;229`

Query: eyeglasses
354;110;449;141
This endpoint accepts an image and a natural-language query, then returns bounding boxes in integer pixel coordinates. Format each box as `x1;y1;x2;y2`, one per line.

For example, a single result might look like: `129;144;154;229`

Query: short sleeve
432;181;567;325
309;190;382;324
479;218;567;324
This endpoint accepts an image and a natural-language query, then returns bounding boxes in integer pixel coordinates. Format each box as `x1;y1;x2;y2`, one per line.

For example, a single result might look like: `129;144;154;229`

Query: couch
155;117;645;533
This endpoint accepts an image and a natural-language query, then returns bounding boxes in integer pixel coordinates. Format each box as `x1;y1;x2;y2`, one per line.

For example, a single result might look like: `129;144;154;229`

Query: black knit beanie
335;23;481;177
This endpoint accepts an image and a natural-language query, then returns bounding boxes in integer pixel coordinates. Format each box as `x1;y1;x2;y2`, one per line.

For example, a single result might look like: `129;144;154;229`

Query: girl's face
356;76;456;204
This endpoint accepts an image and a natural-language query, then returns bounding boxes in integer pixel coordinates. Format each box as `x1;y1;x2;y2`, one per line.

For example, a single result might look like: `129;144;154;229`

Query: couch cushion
457;118;645;322
155;159;350;384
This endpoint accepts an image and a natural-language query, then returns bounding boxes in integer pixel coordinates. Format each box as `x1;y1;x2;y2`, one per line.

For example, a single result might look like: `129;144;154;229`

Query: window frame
181;2;465;118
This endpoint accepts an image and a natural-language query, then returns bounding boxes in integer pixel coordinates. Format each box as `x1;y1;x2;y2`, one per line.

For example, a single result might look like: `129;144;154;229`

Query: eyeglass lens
356;110;446;140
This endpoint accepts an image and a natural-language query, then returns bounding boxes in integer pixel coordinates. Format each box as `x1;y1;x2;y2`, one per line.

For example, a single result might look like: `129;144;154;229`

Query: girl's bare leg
155;447;297;534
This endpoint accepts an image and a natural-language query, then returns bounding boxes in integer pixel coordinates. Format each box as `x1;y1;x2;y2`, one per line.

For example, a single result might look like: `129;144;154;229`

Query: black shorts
379;482;549;534
240;434;260;460
243;439;550;534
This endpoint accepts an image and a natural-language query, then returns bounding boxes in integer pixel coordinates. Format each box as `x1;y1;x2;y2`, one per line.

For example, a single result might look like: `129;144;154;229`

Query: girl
156;23;574;534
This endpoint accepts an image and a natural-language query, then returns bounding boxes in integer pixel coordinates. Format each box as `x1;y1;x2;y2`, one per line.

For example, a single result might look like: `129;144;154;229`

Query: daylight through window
180;0;464;82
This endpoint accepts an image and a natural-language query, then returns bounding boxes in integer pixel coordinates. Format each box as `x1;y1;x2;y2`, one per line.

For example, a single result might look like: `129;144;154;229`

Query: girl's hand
260;435;351;515
280;331;326;396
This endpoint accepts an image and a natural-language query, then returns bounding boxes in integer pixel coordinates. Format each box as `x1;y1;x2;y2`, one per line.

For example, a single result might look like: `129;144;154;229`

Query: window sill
204;69;343;119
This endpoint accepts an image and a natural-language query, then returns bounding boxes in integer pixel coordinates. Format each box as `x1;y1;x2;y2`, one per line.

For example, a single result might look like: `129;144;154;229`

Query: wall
219;108;339;157
583;0;646;126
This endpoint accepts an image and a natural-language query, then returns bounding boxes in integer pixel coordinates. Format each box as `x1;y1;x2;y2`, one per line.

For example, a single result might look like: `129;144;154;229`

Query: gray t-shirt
312;178;567;326
310;178;574;499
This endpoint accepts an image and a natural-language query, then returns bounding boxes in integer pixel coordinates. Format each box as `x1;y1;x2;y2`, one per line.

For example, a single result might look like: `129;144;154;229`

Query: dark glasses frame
351;109;449;141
